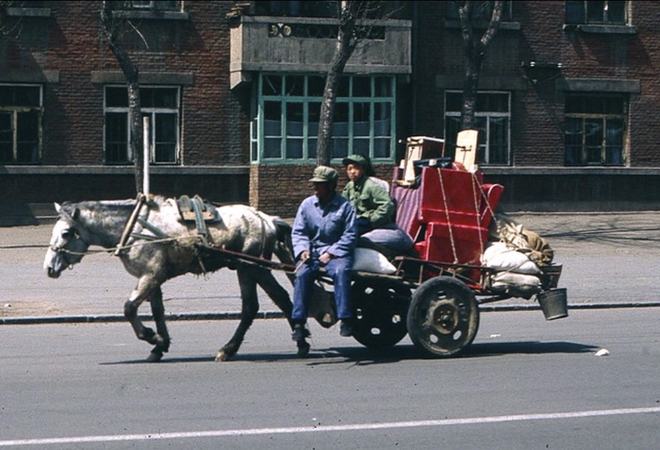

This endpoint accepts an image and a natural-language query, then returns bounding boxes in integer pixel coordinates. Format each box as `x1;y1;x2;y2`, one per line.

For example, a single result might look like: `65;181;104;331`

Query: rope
437;168;458;264
470;172;485;257
54;236;198;257
471;172;499;230
0;244;51;249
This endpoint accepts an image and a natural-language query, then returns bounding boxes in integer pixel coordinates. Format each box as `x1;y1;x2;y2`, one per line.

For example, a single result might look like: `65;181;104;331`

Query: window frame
564;94;626;166
444;90;511;166
103;85;181;165
565;0;628;25
252;73;397;164
0;83;43;164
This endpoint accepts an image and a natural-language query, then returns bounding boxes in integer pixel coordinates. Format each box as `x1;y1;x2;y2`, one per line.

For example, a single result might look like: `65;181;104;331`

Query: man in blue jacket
291;166;357;342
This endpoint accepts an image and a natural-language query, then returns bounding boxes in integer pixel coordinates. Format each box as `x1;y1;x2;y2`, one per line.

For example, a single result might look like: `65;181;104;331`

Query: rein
54;235;199;257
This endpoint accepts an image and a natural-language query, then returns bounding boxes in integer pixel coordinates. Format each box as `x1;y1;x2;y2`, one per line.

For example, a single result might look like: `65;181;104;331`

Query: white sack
481;243;541;275
490;272;542;299
352;248;397;274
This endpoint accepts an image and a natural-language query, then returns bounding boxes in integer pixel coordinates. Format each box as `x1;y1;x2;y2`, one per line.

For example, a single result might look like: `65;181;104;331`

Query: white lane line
1;406;659;447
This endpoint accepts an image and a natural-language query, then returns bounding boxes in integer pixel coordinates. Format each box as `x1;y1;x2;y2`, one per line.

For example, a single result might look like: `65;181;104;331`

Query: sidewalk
2;212;660;323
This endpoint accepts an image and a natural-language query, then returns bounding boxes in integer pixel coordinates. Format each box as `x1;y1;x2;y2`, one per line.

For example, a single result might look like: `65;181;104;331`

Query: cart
326;154;567;358
203;137;567;358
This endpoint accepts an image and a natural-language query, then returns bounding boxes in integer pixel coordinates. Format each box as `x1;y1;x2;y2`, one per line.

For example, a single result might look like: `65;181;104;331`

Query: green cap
309;165;338;183
342;153;374;176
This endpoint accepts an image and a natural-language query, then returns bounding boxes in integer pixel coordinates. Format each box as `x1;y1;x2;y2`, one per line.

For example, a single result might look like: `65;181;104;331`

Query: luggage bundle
482;214;555;299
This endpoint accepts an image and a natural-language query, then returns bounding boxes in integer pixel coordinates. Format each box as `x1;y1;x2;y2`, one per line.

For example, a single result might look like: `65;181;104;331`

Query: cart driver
342;154;414;255
291;166;358;342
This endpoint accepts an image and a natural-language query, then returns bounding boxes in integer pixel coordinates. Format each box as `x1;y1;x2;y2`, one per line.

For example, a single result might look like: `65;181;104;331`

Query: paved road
1;309;659;449
1;212;660;319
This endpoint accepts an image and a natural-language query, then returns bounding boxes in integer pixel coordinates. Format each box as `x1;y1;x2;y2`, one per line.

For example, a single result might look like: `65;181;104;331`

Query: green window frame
251;73;396;164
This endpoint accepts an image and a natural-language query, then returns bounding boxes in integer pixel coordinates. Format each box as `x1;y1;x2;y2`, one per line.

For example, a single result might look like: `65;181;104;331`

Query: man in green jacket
342;154;414;255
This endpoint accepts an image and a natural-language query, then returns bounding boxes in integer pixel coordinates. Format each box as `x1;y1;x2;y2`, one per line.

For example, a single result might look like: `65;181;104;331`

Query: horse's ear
54;203;62;214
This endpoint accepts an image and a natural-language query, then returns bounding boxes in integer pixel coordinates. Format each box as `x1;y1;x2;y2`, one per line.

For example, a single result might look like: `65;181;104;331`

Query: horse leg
215;267;259;362
146;287;171;363
252;268;309;358
124;276;167;360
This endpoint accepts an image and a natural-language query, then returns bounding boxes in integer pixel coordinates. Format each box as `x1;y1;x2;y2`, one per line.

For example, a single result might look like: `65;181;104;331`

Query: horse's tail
272;217;295;266
270;218;297;283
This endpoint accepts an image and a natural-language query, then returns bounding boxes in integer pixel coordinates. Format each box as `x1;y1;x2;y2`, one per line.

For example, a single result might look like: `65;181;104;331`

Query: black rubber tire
407;276;479;357
351;281;411;349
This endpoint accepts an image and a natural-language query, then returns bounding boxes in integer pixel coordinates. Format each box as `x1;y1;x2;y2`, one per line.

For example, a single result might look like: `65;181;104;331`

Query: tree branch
479;0;503;50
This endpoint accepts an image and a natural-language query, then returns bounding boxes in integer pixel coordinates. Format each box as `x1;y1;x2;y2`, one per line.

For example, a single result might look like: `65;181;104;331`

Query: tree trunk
461;46;482;130
458;1;503;131
101;2;144;195
316;1;358;166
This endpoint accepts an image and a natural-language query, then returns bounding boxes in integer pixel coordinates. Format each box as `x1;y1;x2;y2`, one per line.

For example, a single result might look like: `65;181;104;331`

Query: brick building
1;1;659;224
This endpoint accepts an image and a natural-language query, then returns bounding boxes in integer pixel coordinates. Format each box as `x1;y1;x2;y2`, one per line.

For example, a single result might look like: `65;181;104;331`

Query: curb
2;302;660;325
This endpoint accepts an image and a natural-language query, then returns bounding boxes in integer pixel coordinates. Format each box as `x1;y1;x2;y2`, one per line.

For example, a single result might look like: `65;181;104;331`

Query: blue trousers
292;256;353;322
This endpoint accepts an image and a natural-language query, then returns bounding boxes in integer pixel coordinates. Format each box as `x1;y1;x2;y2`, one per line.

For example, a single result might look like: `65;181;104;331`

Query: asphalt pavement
2;310;660;449
1;211;660;324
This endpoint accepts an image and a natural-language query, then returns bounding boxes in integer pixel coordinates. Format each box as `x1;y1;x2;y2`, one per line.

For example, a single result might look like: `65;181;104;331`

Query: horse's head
43;203;90;278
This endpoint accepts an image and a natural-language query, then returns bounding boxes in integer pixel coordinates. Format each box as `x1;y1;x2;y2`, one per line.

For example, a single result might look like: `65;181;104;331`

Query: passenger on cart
342;154;414;256
291;166;358;341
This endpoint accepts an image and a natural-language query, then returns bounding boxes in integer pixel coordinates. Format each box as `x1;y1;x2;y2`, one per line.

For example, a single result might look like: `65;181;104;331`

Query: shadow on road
542;222;660;247
465;340;599;356
99;340;599;365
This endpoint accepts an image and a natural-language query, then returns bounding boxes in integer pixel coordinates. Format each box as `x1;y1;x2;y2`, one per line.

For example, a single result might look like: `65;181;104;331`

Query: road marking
1;406;659;447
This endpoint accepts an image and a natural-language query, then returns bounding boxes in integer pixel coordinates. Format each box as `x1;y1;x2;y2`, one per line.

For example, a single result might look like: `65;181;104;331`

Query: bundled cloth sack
489;213;554;266
352;247;397;274
481;242;541;274
490;272;542;298
482;242;543;298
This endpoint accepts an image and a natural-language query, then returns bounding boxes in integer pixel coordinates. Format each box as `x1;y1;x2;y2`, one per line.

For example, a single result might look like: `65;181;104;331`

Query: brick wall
409;1;660;168
249;163;397;218
1;1;247;167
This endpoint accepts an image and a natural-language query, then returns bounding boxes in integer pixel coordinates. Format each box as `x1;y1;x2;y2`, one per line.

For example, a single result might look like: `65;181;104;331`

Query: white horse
43;196;309;362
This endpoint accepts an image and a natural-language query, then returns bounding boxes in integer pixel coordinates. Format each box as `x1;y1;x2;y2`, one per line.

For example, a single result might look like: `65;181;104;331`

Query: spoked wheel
407;276;479;357
351;280;411;349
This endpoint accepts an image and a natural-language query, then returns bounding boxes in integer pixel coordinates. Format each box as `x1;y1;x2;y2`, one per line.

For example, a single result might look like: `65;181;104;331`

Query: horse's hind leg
215;267;259;362
146;287;171;362
252;268;309;357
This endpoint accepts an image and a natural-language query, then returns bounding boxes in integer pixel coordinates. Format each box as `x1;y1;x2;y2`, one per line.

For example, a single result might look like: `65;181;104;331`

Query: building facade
1;0;659;224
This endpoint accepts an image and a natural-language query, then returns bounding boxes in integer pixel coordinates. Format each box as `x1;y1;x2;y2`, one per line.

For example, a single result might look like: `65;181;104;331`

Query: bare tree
100;1;145;194
0;1;23;38
316;0;373;166
457;1;503;130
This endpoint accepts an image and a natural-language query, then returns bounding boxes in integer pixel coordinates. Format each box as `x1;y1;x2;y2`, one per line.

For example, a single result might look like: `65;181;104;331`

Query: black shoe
291;324;310;341
339;320;353;337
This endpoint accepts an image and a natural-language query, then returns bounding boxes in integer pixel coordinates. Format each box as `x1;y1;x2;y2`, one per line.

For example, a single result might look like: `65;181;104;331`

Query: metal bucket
537;288;568;320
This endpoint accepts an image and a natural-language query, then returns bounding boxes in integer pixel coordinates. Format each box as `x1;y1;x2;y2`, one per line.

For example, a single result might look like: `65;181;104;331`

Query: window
564;95;625;166
251;74;396;163
565;1;626;25
0;84;42;164
103;86;180;164
444;91;510;165
446;1;514;21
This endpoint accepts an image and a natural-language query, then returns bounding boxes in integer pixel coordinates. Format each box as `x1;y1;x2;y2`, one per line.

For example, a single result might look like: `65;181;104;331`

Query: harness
53;197;280;276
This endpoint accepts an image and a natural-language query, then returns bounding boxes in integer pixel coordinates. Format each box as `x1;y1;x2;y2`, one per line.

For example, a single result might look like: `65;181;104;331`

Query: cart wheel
407;276;479;357
351;281;411;349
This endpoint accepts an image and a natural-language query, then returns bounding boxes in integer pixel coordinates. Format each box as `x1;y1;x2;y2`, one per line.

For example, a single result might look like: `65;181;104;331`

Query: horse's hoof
215;350;232;362
146;351;163;363
297;341;310;358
